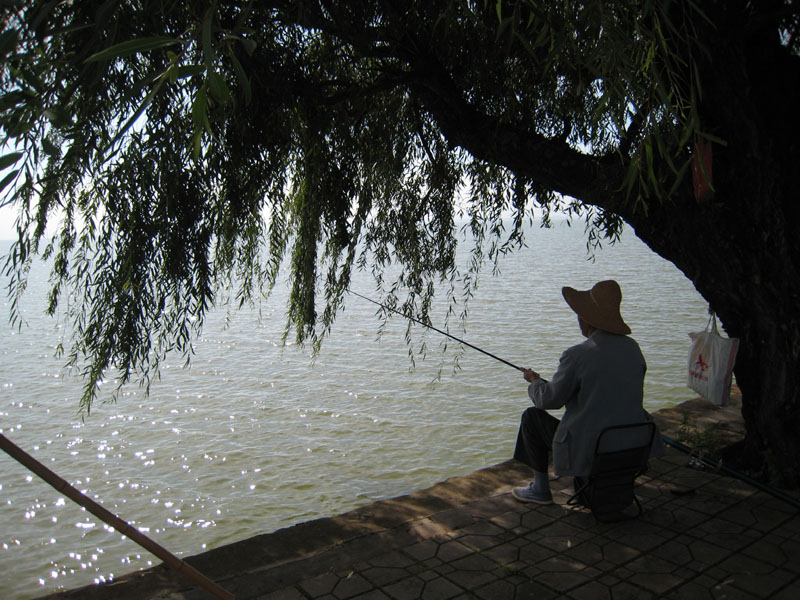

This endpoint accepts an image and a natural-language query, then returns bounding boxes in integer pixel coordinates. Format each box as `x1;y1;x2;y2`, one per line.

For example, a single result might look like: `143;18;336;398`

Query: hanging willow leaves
84;36;184;63
1;0;798;442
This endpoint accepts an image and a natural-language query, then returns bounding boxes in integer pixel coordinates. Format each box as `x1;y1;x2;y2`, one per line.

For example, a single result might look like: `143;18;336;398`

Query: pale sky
0;204;18;240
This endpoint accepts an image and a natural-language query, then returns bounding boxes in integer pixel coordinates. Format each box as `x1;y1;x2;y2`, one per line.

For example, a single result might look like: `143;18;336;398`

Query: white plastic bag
688;314;739;406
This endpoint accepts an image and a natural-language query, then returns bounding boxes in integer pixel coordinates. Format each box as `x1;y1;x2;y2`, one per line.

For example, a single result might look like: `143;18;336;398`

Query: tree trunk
629;199;800;488
623;2;800;486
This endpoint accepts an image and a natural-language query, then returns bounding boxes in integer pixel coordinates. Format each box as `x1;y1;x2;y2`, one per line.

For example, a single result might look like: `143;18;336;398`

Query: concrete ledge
41;460;535;599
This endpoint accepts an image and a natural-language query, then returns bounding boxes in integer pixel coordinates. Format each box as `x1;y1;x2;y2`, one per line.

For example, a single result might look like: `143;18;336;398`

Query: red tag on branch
692;138;713;203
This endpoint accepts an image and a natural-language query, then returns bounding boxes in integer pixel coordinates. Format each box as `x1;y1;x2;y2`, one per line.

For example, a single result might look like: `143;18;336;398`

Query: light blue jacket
528;330;665;476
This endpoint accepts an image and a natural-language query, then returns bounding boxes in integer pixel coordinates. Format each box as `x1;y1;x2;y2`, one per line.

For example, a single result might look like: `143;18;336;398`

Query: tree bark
609;2;800;487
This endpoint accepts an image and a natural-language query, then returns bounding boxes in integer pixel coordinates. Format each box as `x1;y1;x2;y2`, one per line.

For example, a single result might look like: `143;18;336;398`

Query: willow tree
2;1;799;486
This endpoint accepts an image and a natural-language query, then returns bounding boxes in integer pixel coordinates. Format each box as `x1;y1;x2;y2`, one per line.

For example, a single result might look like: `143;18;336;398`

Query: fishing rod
348;289;523;372
350;289;800;511
661;434;800;511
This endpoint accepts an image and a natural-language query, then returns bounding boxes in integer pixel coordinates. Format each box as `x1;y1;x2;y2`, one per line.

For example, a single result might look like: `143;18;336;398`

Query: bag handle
706;308;719;335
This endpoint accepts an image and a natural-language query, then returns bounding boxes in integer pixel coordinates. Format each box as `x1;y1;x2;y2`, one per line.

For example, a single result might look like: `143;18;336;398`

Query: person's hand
522;368;540;383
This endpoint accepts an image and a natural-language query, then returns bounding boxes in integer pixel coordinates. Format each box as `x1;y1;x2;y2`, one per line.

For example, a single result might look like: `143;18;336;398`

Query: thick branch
405;51;625;212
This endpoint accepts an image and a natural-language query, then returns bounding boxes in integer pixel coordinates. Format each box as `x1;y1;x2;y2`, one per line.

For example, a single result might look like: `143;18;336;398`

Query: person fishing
512;280;665;504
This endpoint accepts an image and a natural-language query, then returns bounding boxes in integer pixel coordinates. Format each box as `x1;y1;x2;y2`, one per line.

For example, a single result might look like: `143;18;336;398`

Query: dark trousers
513;407;561;472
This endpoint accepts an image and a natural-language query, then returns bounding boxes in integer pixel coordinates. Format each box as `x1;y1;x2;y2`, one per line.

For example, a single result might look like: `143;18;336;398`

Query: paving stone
482;541;520;565
332;572;374;599
684;494;740;517
702;566;731;582
716;506;760;528
716;552;774;575
260;586;308;600
442;566;497;590
672;565;700;580
696;515;751;536
698;532;754;554
472;578;515;600
611;566;634;579
562;540;603;565
512;578;559;599
599;541;641;565
626;553;684;574
598;573;620;586
580;566;601;579
458;520;507;537
368;551;416;569
420;575;464;599
781;513;800;535
534;570;590;593
612;531;669;553
609;580;654;599
352;590;391;600
686;538;733;567
670;533;695;546
517;540;556;563
456;533;501;552
382;575;425;600
436;540;473;562
421;558;452;573
574;527;601;543
705;579;762;600
416;569;439;582
559;510;597;530
361;566;411;587
779;538;800;573
728;568;797;598
495;530;517;543
300;572;339;597
430;508;476;531
404;518;451;540
639;506;685;529
519;510;554;531
502;571;530;584
771;581;800;600
649;538;693;566
688;574;718;588
565;580;612;600
738;536;791;567
749;505;799;532
449;554;498;573
536;521;584;538
402;539;439;562
489;511;523;530
628;572;684;595
467;496;520;519
537;554;589;573
665;505;713;528
536;534;582;553
661;581;714;599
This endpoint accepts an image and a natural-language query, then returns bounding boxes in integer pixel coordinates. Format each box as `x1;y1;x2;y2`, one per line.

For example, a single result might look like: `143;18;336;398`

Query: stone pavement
43;395;800;600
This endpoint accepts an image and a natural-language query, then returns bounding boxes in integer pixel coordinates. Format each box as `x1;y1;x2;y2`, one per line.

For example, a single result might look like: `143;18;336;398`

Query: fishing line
348;289;523;371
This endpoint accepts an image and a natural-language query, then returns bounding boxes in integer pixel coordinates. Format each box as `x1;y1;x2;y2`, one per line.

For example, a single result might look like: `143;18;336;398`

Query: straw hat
562;280;631;335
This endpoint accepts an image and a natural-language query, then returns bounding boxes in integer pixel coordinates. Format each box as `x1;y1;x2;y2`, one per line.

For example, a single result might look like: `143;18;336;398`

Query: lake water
0;221;710;599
